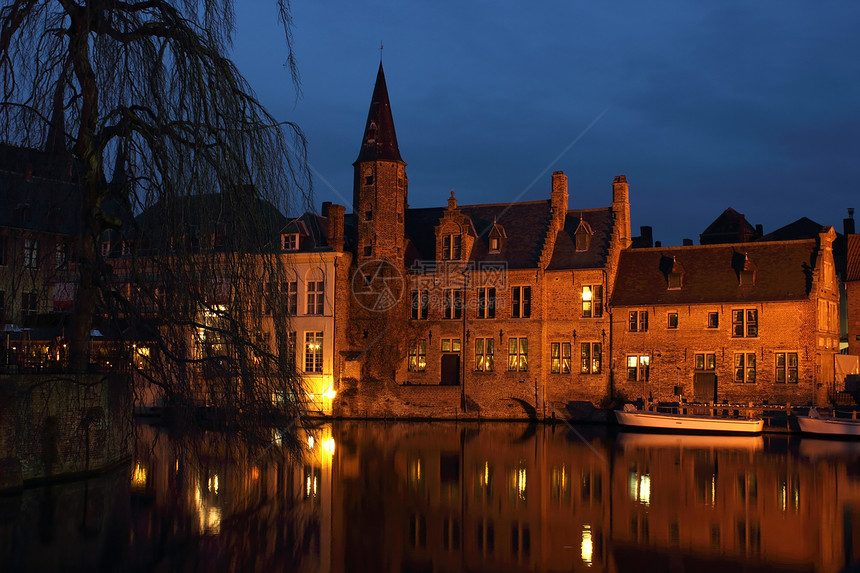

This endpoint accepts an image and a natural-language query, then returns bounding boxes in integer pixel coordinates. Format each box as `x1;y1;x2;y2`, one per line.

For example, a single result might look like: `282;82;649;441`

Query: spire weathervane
379;42;384;62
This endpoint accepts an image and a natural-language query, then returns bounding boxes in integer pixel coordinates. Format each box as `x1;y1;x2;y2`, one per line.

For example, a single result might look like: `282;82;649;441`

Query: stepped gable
404;200;552;269
611;240;819;306
546;208;615;270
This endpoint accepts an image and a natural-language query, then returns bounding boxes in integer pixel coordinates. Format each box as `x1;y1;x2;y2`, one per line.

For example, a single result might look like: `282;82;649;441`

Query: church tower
353;62;408;263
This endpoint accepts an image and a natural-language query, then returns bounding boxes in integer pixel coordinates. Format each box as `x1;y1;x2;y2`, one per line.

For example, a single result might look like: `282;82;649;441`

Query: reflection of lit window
581;524;593;567
551;466;570;504
408;458;424;491
628;470;650;506
207;473;219;494
131;462;147;489
778;473;800;512
509;465;527;503
304;465;321;500
476;461;493;502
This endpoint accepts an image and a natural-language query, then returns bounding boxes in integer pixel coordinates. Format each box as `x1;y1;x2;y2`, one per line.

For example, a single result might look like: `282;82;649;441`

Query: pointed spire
355;62;403;163
45;76;67;155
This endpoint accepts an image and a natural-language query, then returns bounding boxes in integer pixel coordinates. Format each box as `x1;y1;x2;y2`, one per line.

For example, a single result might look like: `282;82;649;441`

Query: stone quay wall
0;374;133;492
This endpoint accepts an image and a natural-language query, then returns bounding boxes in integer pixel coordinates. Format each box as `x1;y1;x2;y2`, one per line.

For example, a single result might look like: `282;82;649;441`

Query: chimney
845;208;855;236
327;204;345;252
639;226;653;248
755;224;763;238
612;175;631;248
682;238;693;246
322;201;332;218
655;241;662;248
550;171;568;231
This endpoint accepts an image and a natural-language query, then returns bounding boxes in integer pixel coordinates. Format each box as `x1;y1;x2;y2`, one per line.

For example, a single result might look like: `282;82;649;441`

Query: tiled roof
847;235;860;282
404;200;552;269
611;240;819;306
547;208;615;270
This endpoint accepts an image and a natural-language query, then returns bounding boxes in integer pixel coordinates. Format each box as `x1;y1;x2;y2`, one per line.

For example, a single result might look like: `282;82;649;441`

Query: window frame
734;352;756;383
511;286;531;319
408;339;427;372
443;289;463;320
626;355;650;382
508;337;528;372
707;312;719;329
550;342;572;374
580;342;602;374
411;289;429;320
306;280;324;315
694;352;717;371
24;237;39;268
628;310;649;332
732;309;759;338
281;233;299;251
581;285;603;318
475;337;495;372
304;331;323;373
775;352;799;384
476;287;496;319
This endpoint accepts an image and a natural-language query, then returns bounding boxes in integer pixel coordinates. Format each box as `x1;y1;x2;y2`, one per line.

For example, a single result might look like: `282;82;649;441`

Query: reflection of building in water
128;424;334;572
328;422;860;573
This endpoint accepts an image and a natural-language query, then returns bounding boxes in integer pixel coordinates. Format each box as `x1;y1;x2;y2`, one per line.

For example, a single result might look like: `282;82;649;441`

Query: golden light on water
581;525;593;566
131;463;147;489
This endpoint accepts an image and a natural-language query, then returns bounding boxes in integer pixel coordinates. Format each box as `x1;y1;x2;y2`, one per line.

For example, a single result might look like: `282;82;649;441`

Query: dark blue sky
232;1;859;246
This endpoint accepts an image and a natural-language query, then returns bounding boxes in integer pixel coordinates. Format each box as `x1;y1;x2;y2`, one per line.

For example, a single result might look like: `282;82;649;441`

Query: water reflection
4;422;860;572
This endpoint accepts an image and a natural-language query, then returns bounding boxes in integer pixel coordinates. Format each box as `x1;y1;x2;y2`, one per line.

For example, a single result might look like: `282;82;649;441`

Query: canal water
3;420;860;572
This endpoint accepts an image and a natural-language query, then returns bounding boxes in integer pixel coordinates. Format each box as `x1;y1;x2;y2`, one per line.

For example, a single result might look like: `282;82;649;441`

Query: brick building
334;63;848;417
847;234;860;357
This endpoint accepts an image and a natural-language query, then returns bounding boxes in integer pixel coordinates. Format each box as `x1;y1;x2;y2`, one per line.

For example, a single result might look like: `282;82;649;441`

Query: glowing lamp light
582;288;593;301
308;435;315;450
324;387;337;400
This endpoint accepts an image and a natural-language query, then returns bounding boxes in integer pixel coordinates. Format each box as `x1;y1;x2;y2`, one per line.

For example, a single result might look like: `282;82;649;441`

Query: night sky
232;1;859;247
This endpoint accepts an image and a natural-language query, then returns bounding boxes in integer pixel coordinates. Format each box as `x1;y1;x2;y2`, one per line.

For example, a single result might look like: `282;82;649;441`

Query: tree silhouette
0;0;312;429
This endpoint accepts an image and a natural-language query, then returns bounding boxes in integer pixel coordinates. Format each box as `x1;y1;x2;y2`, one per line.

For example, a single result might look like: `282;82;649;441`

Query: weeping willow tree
0;0;312;430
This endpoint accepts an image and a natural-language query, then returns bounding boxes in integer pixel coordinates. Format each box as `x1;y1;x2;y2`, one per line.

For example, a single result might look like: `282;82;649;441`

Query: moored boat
796;408;860;438
615;403;764;434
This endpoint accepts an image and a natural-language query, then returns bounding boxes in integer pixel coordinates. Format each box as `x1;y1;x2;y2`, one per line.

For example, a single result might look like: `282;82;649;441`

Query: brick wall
848;280;860;356
0;374;132;491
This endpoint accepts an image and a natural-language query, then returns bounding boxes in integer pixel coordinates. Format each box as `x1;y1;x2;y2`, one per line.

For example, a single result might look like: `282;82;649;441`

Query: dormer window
488;221;506;254
733;251;757;286
442;234;461;260
574;218;593;252
739;270;755;286
489;237;500;252
661;255;684;290
667;271;682;289
281;233;299;251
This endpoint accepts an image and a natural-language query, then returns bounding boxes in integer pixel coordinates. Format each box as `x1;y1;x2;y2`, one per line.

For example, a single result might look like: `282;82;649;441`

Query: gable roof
611;240;819;306
699;207;759;244
757;217;826;242
404;200;553;269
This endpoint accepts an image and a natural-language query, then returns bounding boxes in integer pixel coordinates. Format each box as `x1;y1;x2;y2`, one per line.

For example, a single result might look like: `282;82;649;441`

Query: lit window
775;352;798;384
627;355;650;381
441;338;461;352
475;338;494;371
550;342;571;374
668;312;678;329
508;337;528;372
695;353;717;371
734;352;756;383
408;340;427;372
732;309;758;338
304;331;323;373
477;287;496;319
489;236;500;253
582;285;603;318
511;286;531;318
629;310;648;332
581;342;602;374
286;281;298;314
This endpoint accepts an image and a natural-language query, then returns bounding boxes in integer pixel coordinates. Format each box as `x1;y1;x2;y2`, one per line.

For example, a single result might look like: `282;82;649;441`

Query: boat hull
797;416;860;437
615;410;764;435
